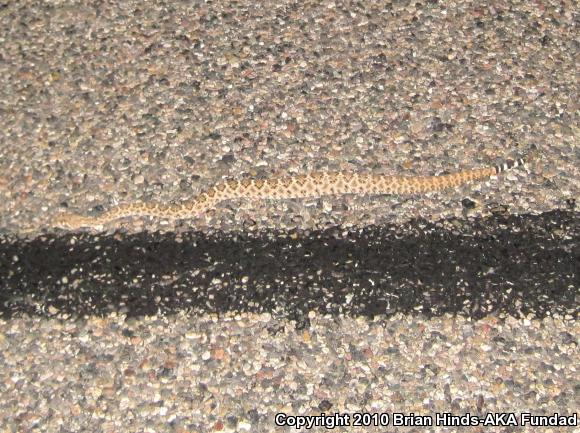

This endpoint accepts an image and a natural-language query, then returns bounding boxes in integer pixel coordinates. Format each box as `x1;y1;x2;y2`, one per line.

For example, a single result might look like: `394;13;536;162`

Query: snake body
53;156;528;230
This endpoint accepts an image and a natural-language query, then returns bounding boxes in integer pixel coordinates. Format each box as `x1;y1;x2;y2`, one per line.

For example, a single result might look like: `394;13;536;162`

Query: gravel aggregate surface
0;210;578;321
1;313;578;432
0;0;577;236
1;212;577;432
0;1;578;432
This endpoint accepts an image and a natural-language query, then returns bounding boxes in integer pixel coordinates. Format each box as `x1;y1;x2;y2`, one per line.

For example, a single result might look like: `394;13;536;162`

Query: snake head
52;213;95;230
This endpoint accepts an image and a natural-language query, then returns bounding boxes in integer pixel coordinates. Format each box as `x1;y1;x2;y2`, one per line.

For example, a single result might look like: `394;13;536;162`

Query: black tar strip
0;210;577;323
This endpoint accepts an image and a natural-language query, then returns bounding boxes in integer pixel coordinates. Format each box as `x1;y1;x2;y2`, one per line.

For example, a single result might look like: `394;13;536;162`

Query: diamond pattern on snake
53;154;530;230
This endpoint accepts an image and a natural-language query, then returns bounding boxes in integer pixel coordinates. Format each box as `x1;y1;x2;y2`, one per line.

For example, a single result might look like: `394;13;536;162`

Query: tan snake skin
53;156;528;230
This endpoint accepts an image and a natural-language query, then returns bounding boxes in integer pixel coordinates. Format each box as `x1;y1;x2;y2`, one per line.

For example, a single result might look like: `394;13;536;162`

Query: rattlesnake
53;155;529;230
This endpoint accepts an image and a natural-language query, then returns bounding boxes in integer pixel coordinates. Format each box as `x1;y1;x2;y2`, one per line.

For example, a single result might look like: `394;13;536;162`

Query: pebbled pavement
1;210;577;322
